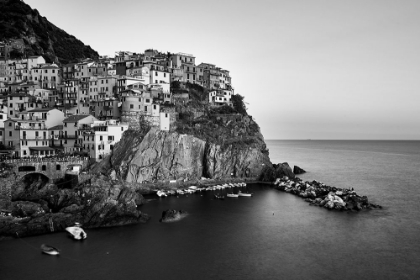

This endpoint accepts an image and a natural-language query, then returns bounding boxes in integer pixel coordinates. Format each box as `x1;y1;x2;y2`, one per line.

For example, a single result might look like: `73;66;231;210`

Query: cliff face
111;128;206;183
204;139;272;179
110;127;271;183
0;0;99;63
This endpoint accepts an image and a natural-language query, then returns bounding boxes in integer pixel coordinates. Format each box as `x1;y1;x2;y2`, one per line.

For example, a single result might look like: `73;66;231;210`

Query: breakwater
274;176;382;211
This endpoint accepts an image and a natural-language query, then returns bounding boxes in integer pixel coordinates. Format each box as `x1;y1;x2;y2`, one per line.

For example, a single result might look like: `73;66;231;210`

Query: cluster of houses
0;47;235;161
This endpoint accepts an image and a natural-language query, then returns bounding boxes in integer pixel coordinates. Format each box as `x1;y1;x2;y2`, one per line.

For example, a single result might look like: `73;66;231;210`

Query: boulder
293;165;306;175
160;209;188;223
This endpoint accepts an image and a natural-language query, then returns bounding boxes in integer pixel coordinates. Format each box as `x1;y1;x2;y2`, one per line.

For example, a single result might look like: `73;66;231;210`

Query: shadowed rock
293;165;306;175
160;209;188;223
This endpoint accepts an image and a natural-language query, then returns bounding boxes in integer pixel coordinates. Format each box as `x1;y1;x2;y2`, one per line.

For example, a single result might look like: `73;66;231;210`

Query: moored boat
41;244;60;255
238;191;252;197
227;193;239;198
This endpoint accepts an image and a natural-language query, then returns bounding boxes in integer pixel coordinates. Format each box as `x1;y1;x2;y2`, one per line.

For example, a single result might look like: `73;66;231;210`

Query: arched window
56;164;61;170
42;165;46;171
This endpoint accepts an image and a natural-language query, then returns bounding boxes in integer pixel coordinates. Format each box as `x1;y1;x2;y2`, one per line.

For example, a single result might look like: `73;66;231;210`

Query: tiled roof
48;125;63;130
27;108;54;113
63;114;91;123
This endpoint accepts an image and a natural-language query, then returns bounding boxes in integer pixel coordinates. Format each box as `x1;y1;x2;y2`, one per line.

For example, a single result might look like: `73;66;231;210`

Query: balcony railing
58;135;77;140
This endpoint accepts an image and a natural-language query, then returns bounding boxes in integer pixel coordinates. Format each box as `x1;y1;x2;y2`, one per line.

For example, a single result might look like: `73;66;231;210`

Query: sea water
1;140;419;280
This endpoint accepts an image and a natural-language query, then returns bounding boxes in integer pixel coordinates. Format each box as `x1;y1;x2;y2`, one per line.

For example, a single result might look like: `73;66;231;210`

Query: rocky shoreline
0;174;150;239
273;176;382;211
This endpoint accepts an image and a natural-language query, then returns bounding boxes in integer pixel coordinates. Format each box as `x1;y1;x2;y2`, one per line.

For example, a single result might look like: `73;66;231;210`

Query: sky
24;0;420;140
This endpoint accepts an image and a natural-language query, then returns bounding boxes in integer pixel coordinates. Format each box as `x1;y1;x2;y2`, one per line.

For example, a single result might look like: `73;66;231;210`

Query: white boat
41;244;60;255
189;186;198;190
238;191;252;197
65;226;87;240
157;190;167;197
177;190;185;195
227;193;239;198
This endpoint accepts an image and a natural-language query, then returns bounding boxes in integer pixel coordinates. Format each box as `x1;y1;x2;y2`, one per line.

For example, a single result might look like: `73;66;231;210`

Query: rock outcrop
0;174;149;238
160;209;188;223
293;165;306;175
258;162;295;182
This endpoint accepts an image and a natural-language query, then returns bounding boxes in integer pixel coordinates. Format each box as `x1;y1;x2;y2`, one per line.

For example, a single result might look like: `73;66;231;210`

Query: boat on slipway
65;223;87;240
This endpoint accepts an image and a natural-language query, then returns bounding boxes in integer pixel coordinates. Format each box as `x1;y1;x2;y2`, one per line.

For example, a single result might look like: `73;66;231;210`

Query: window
56;165;61;170
130;104;133;109
100;136;103;141
155;72;158;76
8;122;11;127
108;136;114;141
9;131;12;137
42;165;46;171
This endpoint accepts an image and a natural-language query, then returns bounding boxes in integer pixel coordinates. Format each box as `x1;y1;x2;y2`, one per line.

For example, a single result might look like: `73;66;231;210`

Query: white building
81;119;128;161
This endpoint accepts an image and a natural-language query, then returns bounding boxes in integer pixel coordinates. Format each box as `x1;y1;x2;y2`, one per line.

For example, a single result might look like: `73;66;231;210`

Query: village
0;44;235;161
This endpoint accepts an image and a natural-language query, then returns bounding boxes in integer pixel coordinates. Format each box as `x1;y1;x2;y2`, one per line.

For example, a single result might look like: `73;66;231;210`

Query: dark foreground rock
259;162;295;181
293;165;306;175
274;176;382;212
160;209;188;222
0;174;149;238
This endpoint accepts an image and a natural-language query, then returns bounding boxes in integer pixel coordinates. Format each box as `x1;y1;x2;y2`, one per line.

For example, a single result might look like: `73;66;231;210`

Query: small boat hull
41;244;60;255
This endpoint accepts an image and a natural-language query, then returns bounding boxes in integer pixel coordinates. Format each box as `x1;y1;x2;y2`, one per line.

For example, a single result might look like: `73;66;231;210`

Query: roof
28;108;55;113
8;92;31;97
48;125;63;131
29;147;55;151
63;114;92;123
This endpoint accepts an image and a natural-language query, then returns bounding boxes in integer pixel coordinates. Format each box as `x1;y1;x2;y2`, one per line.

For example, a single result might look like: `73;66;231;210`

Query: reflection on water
1;184;418;280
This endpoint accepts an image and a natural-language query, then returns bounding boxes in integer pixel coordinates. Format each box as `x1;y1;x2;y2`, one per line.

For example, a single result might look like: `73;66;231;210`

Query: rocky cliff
109;123;272;183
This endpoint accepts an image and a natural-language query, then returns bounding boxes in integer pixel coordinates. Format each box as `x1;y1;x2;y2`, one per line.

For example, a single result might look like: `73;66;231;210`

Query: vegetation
0;0;99;63
231;94;248;115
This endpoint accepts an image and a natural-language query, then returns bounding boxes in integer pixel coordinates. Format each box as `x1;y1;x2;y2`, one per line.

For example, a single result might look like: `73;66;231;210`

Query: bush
231;94;248;115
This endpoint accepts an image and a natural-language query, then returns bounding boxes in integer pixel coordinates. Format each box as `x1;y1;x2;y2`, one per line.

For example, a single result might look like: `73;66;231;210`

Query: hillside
0;0;99;63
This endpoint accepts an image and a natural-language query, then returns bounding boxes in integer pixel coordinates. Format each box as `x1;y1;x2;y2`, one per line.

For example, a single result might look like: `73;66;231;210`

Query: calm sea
1;140;419;280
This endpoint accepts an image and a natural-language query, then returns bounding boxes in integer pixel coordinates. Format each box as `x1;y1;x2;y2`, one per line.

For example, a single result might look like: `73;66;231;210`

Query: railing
58;135;77;139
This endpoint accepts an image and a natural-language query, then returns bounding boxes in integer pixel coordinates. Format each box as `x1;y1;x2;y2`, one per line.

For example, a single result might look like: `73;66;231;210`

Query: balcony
18;125;47;130
58;135;77;140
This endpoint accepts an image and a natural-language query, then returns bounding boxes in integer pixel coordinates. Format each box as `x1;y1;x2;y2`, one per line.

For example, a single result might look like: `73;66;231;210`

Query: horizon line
265;139;420;141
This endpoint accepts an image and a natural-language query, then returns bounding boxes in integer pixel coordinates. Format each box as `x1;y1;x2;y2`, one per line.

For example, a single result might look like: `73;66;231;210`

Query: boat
41;244;60;255
227;193;239;198
238;191;252;197
157;190;167;197
214;194;225;200
177;190;185;195
65;225;87;240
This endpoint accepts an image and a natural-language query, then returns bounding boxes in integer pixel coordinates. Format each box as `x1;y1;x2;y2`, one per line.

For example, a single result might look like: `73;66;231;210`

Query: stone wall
4;158;89;180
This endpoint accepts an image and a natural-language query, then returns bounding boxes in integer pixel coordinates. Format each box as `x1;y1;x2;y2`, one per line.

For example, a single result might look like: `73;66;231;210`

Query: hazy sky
24;0;420;140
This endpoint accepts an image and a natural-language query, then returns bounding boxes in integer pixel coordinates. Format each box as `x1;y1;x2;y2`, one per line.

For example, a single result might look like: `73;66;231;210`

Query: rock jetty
274;176;382;211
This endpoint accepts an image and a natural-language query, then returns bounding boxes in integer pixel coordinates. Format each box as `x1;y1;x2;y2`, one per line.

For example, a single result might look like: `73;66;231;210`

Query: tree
231;94;248;115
